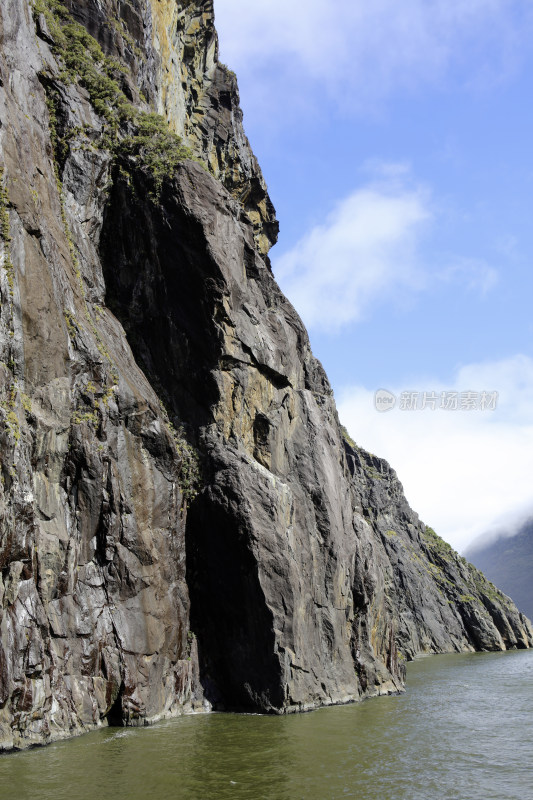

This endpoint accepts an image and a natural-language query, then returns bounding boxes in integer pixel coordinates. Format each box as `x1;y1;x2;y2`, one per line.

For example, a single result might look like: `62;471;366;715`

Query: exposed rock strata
0;0;531;750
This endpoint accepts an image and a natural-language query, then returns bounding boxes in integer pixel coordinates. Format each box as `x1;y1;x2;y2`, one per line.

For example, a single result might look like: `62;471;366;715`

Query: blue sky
214;0;533;551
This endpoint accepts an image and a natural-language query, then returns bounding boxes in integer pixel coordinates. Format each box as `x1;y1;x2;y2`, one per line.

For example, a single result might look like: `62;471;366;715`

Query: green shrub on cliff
33;0;194;194
340;424;357;450
116;114;193;194
422;525;454;560
159;402;200;503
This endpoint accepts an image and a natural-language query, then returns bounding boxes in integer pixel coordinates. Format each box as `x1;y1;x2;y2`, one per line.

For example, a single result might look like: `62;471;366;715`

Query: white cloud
437;257;499;295
214;0;533;109
337;354;533;552
271;169;498;332
272;172;431;331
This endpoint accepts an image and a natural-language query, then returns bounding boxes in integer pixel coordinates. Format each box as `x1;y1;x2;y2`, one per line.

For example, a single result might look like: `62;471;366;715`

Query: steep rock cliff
0;0;531;750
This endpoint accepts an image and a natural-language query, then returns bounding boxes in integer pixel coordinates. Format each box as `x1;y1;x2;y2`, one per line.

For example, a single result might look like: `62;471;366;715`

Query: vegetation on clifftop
421;524;513;610
422;525;455;560
340;424;357;450
33;0;195;194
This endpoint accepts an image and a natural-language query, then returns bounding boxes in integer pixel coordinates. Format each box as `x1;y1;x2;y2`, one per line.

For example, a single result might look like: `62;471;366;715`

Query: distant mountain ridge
465;519;533;621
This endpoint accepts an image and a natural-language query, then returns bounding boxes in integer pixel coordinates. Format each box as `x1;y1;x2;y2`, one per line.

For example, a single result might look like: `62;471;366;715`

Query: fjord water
2;650;532;800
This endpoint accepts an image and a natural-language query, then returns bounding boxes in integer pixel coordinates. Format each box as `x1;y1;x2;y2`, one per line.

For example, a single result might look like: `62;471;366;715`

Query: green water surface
1;649;532;800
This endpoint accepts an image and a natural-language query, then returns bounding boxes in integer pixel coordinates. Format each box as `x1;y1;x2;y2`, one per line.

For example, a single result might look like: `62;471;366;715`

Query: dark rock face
0;0;531;749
